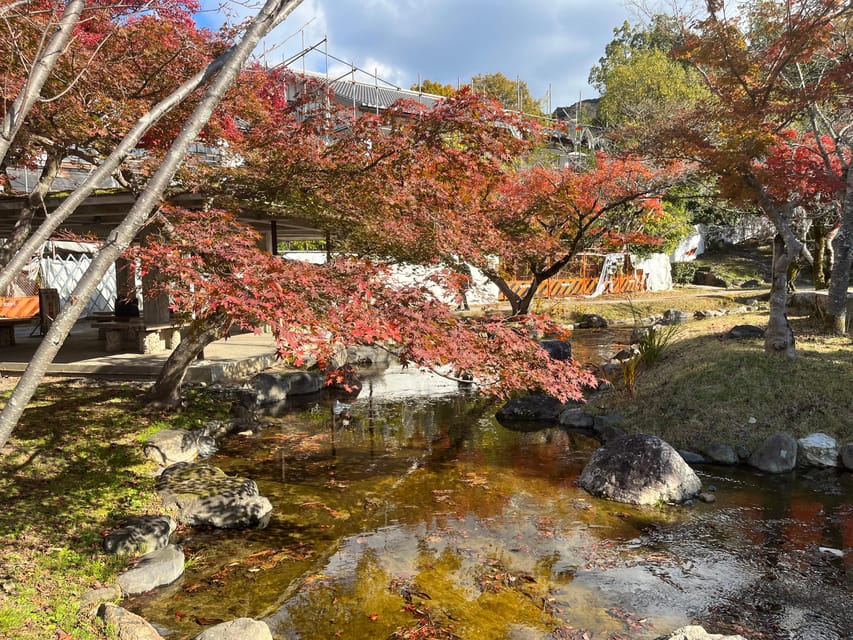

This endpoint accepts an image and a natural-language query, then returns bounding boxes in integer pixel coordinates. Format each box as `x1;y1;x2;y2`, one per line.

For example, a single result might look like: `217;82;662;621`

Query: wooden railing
499;271;647;300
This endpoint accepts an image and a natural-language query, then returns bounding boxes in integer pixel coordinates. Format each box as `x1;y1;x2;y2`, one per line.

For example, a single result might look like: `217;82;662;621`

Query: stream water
126;362;852;640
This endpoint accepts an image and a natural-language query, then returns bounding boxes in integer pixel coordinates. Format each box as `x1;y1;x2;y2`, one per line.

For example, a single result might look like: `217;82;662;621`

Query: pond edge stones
157;461;273;529
579;433;702;505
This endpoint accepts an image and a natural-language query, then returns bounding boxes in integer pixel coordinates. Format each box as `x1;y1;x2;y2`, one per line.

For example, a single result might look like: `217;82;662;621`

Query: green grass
0;381;232;640
589;313;853;451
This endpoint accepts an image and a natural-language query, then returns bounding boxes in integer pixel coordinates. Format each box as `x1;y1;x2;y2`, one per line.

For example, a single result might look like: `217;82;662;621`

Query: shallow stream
126;364;852;640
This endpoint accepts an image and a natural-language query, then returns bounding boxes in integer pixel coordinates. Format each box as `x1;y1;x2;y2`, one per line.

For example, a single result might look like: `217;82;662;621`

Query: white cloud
201;0;637;108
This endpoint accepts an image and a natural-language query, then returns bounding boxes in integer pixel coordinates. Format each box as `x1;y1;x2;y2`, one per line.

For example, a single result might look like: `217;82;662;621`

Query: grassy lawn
0;382;232;640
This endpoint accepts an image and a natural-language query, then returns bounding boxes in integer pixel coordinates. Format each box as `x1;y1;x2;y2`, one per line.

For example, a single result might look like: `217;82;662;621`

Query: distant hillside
552;97;599;123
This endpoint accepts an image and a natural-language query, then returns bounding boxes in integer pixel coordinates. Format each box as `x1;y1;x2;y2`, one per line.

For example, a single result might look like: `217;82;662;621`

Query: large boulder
157;463;272;529
99;603;165;640
579;434;701;505
193;618;273;640
748;432;797;473
495;395;563;424
656;625;745;640
797;432;839;468
103;515;176;555
116;544;185;596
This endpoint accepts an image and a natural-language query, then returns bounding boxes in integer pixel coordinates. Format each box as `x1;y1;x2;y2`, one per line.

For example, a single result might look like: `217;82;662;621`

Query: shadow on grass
0;384;227;553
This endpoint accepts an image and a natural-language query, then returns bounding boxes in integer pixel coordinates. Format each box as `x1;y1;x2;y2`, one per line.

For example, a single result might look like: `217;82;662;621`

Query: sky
198;0;641;111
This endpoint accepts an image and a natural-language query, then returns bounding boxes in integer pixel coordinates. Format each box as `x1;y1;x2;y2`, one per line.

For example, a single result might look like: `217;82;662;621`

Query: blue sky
197;0;639;111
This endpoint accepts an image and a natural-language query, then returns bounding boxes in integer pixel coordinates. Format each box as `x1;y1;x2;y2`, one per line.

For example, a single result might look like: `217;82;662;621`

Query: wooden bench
0;316;36;346
90;318;184;354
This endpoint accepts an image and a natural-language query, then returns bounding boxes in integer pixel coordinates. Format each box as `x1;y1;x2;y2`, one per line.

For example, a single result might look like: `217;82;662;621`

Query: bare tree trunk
766;233;797;357
0;0;83;165
0;152;61;268
825;172;853;334
143;319;226;409
0;0;305;450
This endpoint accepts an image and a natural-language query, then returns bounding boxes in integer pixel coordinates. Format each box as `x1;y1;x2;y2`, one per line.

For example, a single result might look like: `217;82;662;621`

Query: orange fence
500;271;647;300
0;295;40;318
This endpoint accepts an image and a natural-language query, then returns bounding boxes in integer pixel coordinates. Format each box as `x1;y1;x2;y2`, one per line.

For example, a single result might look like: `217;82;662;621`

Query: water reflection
126;367;852;640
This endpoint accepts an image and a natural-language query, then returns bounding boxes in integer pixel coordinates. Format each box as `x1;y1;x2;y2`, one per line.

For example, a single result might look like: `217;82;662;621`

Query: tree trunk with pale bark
766;233;797;357
0;0;305;450
825;171;853;335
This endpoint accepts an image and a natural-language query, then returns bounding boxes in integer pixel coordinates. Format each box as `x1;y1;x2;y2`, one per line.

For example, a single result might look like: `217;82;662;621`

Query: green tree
470;72;542;115
410;79;456;97
590;15;706;131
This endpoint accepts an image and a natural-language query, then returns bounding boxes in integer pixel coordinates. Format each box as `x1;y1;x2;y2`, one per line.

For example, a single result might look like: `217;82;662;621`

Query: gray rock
248;371;325;406
797;432;839;468
495;395;563;424
662;309;691;325
193;618;273;640
841;443;853;471
741;279;761;288
157;462;273;529
656;625;745;639
99;603;165;640
577;313;608;329
539;339;572;361
144;429;208;466
346;344;391;365
727;324;765;339
693;268;730;288
558;407;594;429
592;415;625;443
735;444;751;462
80;584;122;616
103;515;176;555
678;449;707;465
697;492;717;503
749;432;797;473
117;544;184;596
704;443;738;465
579;434;702;505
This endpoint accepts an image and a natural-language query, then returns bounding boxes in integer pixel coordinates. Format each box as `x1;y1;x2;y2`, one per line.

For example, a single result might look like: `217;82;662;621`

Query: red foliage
127;208;595;401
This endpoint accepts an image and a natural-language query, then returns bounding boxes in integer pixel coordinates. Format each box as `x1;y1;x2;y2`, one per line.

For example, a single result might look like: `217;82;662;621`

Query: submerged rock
157;462;272;528
579;434;701;505
749;432;797;473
